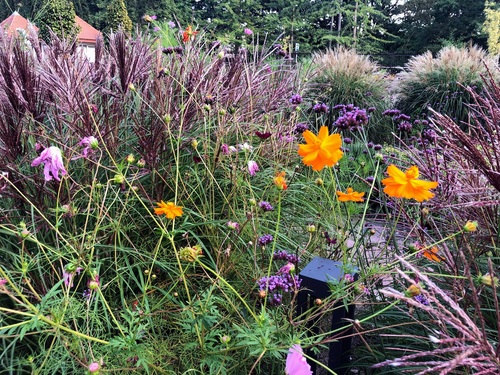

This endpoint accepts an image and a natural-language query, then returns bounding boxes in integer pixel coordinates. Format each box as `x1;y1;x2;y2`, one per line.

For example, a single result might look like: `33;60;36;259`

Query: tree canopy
0;0;490;55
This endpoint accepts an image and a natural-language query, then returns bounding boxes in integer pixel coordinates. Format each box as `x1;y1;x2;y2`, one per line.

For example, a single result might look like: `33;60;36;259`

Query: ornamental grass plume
381;165;438;202
154;201;183;219
298;126;343;171
336;187;365;202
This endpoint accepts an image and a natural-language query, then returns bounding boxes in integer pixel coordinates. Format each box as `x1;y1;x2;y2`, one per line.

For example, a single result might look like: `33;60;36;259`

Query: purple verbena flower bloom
248;160;259;176
258;234;273;246
382;109;401;117
294;123;309;134
259;201;274;211
168;21;176;28
414;294;429;305
289;94;303;105
334;107;369;130
32;146;67;182
313;103;329;114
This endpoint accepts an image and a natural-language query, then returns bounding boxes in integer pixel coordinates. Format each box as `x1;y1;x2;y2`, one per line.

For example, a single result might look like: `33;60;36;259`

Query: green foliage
483;1;500;55
38;0;80;43
106;0;133;34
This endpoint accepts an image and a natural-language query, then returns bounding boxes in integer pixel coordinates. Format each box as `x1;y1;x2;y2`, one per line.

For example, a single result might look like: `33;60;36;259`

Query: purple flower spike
32;146;67;182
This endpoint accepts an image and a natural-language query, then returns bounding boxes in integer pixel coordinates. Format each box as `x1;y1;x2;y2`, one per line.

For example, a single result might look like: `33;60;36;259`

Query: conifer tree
39;0;80;43
106;0;133;34
484;1;500;55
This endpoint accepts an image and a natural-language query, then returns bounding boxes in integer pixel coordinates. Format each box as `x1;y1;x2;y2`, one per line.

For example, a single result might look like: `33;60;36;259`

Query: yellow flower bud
315;178;324;186
126;154;135;164
404;284;421;297
113;174;125;184
478;273;499;287
191;139;199;149
463;220;478;232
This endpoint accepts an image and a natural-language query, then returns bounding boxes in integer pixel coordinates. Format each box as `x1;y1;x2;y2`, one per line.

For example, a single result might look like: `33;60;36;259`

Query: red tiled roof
75;16;101;44
0;11;38;35
0;12;100;45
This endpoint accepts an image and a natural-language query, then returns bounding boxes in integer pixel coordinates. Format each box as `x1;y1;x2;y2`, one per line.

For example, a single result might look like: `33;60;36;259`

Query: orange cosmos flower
182;25;198;43
381;165;438;202
273;171;288;190
336;187;365;202
154;201;183;219
422;246;443;262
298;126;343;171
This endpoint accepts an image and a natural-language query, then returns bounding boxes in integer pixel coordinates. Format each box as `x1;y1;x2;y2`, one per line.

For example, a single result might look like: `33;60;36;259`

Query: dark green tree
39;0;80;42
106;0;133;34
386;0;487;54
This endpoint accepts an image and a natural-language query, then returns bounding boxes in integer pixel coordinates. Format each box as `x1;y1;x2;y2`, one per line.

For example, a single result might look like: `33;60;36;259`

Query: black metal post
297;257;356;375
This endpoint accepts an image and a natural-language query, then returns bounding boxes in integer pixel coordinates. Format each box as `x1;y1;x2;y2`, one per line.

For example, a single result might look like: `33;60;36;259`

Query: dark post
297;257;356;374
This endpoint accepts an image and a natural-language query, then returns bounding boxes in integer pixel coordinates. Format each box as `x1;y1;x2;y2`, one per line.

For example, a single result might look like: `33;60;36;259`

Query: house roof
0;12;100;45
0;11;38;35
75;16;101;44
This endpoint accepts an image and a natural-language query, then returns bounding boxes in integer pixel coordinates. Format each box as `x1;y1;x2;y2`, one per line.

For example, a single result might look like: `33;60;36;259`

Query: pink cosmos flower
88;362;100;373
248;160;259;176
285;344;312;375
62;265;83;287
31;146;67;182
244;28;253;35
78;136;98;158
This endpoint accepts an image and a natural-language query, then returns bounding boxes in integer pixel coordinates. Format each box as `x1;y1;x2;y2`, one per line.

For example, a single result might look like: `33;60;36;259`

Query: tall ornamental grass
394;45;499;126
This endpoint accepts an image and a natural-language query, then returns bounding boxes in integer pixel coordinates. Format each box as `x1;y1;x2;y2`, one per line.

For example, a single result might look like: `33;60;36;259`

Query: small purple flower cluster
259;201;274;212
258;251;302;306
421;128;437;142
273;250;300;264
313;103;329;114
258;273;300;294
162;46;184;55
414;294;429;305
289;94;303;105
258;234;274;246
382;109;401;117
334;105;369;131
294;123;309;134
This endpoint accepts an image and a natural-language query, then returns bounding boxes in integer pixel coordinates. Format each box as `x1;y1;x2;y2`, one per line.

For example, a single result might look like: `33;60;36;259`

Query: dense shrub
394;45;499;125
306;47;391;142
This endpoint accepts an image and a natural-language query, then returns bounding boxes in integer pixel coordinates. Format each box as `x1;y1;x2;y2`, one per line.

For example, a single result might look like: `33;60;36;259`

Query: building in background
0;11;101;62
